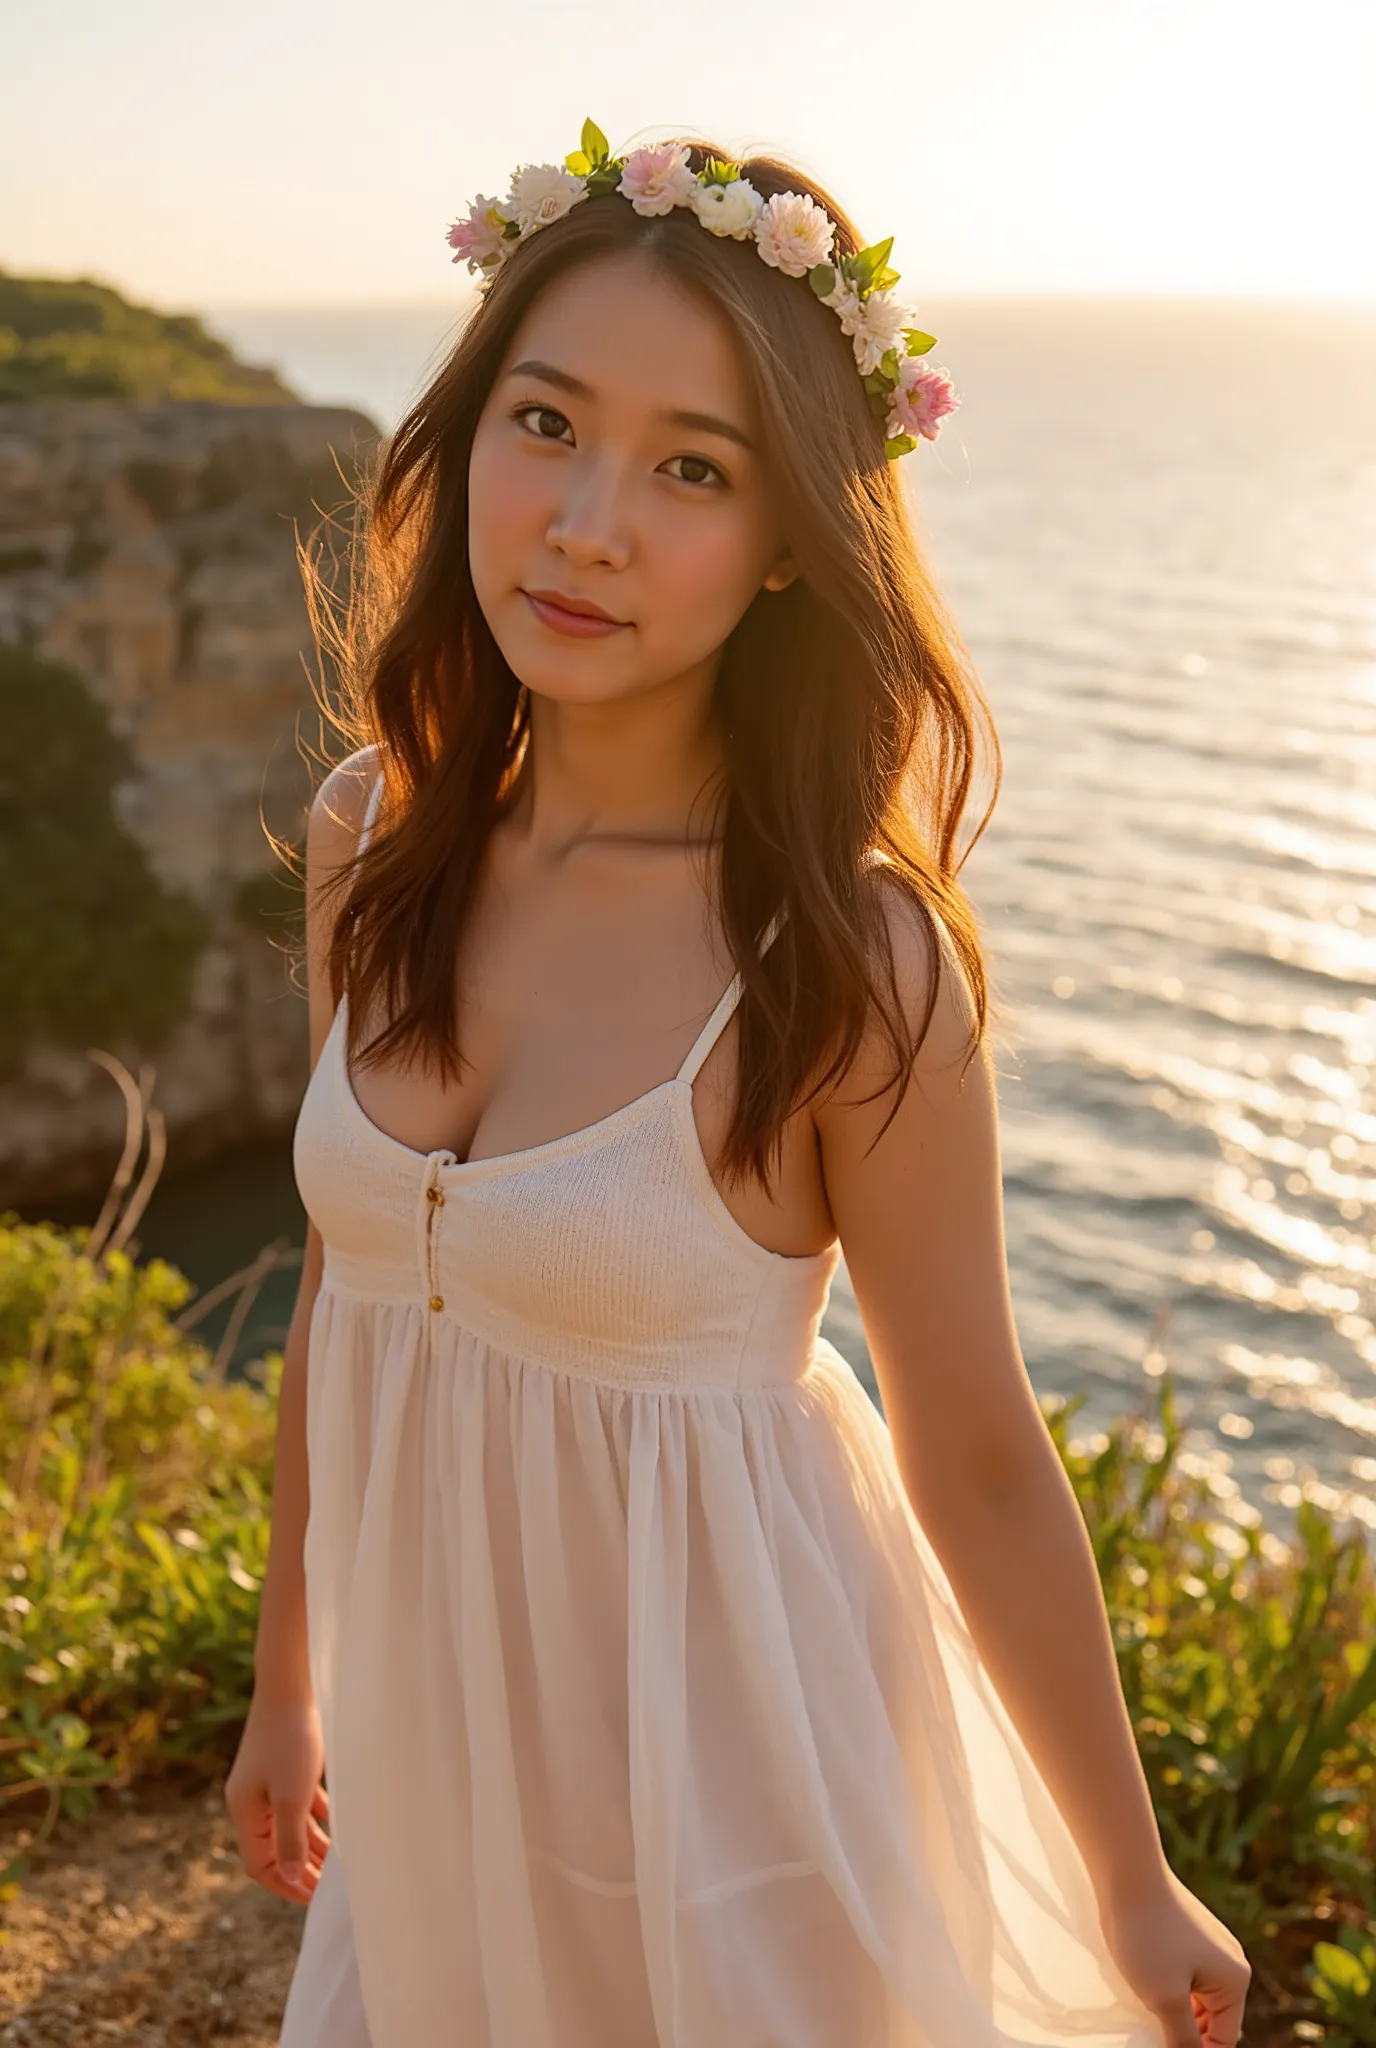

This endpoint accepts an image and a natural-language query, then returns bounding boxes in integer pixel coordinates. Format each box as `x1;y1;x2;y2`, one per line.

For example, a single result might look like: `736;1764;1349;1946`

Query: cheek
468;432;543;592
644;499;773;638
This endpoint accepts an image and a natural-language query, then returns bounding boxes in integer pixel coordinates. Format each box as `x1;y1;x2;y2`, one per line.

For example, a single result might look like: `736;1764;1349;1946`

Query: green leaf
1310;1940;1371;1994
581;118;610;165
878;347;900;381
586;162;623;197
884;433;918;459
851;236;894;292
52;1713;91;1753
904;328;938;356
808;263;836;300
874;265;901;293
565;150;591;176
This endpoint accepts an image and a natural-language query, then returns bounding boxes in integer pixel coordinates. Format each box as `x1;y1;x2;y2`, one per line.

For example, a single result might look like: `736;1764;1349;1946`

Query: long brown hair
303;138;1003;1187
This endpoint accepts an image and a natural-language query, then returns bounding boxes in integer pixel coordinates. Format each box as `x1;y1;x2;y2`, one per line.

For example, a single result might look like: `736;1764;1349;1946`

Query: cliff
0;268;299;405
0;397;380;1205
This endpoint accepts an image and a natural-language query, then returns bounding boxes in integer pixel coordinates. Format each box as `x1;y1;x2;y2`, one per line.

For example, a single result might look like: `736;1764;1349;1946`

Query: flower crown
446;119;958;460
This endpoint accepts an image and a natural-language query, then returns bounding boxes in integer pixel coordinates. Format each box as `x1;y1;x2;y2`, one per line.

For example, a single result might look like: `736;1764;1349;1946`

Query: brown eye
663;453;724;488
512;403;572;443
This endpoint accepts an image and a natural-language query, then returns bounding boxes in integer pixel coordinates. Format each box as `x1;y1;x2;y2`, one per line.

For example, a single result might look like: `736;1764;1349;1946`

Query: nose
544;454;632;573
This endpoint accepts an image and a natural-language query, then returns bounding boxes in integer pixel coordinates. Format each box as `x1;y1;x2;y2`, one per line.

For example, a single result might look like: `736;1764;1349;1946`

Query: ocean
201;294;1376;1545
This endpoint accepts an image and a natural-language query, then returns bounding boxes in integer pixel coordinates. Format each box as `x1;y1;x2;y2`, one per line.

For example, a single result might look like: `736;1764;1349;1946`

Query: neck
505;667;727;861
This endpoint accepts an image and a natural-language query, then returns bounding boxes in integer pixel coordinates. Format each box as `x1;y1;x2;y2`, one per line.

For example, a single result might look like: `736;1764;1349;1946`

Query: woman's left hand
1098;1867;1252;2048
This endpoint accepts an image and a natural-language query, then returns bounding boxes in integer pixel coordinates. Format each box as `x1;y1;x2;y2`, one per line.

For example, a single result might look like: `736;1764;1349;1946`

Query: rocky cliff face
0;399;380;1205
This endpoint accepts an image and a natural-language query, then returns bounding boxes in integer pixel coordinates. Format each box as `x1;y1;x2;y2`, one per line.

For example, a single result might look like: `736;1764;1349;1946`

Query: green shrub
1307;1921;1376;2045
0;1216;277;1831
0;270;297;405
1044;1384;1376;1955
0;645;211;1077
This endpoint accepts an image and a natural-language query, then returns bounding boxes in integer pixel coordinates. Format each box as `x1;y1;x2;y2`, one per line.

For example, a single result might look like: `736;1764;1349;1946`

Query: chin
504;641;645;706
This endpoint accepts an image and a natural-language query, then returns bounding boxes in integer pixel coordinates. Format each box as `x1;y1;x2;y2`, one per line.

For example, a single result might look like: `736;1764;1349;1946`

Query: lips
522;588;630;639
525;587;623;622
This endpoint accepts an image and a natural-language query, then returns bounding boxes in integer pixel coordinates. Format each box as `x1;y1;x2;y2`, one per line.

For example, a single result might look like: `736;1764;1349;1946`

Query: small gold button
426;1186;445;1206
429;1294;445;1312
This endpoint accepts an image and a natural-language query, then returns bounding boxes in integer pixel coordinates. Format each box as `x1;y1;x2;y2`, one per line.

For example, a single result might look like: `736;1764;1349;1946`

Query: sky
3;0;1373;313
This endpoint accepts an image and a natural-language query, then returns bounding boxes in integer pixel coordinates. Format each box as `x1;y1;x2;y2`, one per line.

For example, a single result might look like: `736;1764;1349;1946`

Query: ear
761;551;800;594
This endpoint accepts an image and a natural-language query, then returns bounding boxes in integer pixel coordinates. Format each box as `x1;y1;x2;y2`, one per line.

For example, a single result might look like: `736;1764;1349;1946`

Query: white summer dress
279;771;1163;2048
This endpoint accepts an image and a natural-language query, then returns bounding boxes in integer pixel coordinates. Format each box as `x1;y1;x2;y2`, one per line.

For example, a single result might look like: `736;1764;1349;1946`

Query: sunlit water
169;298;1376;1547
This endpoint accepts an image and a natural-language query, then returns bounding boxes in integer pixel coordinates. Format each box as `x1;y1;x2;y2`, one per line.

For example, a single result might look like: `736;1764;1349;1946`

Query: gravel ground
0;1785;302;2045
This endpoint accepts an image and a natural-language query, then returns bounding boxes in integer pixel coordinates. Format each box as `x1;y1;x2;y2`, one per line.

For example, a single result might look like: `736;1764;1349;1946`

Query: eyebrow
505;357;756;453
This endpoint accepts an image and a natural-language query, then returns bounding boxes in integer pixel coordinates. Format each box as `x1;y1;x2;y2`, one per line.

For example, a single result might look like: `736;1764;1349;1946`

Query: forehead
497;251;753;426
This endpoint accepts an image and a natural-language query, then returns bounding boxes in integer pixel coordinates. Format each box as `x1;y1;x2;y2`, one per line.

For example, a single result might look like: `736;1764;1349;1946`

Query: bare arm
814;889;1170;1910
252;1219;322;1702
252;744;380;1703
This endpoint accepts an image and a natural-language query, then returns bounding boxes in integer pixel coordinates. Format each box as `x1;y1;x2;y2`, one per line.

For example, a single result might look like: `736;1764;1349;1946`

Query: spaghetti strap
356;762;385;856
675;907;787;1087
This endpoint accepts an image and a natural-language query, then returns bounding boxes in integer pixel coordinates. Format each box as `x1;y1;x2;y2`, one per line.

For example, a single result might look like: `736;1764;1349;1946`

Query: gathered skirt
278;1290;1162;2047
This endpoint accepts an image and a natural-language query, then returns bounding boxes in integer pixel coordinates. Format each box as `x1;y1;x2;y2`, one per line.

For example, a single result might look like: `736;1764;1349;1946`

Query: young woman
226;127;1251;2048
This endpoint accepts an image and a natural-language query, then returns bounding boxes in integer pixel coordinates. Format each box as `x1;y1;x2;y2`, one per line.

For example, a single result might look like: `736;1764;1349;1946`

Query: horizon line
197;285;1376;319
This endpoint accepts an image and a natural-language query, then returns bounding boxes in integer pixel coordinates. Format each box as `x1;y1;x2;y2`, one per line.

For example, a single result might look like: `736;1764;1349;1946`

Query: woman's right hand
224;1690;331;1905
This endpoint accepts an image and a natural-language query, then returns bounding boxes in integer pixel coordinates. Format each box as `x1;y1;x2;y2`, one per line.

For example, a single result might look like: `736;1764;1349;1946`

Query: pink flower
617;144;699;217
446;195;510;272
885;360;960;443
752;191;835;278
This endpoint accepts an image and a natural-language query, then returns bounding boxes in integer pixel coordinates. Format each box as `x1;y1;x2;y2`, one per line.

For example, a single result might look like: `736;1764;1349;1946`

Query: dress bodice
293;774;841;1392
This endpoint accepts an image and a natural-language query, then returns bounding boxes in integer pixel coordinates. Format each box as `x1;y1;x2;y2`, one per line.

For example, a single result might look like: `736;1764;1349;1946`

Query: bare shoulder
875;867;981;1057
812;872;1010;1478
306;743;382;873
302;745;382;1064
817;868;985;1134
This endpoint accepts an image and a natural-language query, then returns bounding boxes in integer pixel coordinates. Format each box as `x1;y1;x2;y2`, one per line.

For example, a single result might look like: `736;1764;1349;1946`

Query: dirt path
0;1786;1305;2045
0;1785;301;2045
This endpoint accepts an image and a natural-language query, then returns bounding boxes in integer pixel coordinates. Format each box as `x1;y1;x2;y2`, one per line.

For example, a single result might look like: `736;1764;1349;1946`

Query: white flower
692;177;764;239
752;191;836;278
505;162;588;237
820;272;866;335
617;143;700;217
848;290;909;376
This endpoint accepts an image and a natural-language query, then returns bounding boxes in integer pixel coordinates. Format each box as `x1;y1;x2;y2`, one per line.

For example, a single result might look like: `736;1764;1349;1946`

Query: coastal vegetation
0;270;296;406
0;1112;1372;2038
0;646;210;1082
